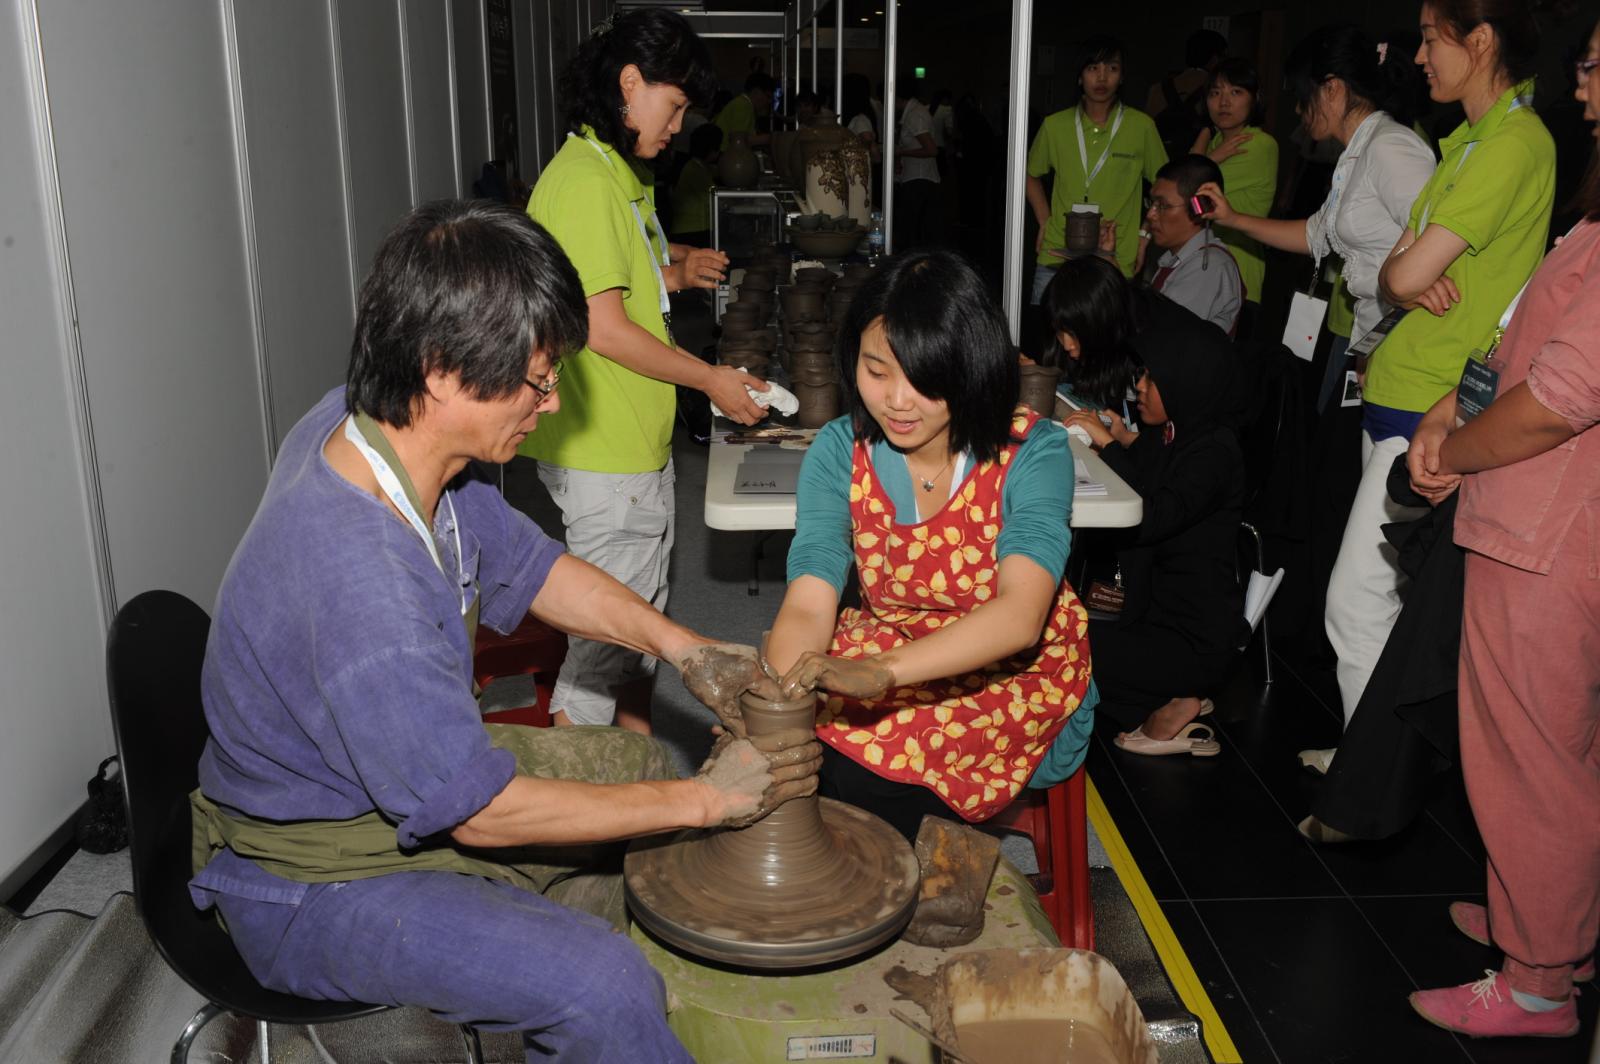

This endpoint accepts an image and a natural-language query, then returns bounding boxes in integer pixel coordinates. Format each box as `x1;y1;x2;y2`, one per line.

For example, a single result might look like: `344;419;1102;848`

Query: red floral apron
817;412;1092;821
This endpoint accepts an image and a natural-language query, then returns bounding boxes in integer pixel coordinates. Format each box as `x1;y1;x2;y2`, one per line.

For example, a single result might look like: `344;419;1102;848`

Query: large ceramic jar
718;133;760;190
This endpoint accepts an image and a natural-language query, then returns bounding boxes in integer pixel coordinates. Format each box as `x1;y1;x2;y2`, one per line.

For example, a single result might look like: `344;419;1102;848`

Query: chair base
170;1001;485;1064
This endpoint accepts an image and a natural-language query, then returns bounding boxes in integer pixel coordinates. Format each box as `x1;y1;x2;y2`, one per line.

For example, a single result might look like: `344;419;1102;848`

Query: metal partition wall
881;0;897;252
833;0;843;125
1002;0;1034;342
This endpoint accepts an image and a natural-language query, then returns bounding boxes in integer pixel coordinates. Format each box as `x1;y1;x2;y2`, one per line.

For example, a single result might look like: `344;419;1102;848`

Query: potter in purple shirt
186;199;818;1061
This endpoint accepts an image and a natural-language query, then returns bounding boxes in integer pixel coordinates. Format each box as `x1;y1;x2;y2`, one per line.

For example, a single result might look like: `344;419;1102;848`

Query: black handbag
75;755;129;854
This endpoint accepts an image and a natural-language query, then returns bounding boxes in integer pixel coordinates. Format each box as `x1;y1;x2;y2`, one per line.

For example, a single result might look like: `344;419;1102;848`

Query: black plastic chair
106;590;484;1064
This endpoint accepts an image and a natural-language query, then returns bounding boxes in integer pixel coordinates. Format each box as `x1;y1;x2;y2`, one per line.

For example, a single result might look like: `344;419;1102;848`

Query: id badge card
1072;202;1100;214
1282;291;1328;362
1348;306;1410;359
1455;348;1502;425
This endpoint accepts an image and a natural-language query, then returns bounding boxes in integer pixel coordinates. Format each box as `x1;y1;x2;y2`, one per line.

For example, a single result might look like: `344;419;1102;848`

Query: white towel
711;367;799;418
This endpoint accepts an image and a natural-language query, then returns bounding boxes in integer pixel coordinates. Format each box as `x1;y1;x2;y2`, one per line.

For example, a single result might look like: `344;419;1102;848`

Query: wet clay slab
626;691;919;970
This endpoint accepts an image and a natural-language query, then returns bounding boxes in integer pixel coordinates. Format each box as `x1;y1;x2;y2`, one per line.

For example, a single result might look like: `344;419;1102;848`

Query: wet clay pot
794;267;836;290
739;268;777;292
623;691;919;969
734;289;773;315
1017;363;1062;416
787;324;836;353
791;375;843;428
840;262;876;284
719;328;776;353
720;351;771;376
1064;208;1102;256
788;351;838;385
717;134;760;189
780;285;827;323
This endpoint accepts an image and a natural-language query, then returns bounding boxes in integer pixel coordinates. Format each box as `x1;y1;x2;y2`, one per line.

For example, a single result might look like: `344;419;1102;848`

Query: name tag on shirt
1347;306;1409;359
1455;348;1501;426
1282;291;1327;362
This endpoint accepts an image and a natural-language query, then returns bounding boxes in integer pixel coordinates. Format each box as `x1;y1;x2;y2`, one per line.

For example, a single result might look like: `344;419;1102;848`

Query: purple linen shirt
191;387;564;907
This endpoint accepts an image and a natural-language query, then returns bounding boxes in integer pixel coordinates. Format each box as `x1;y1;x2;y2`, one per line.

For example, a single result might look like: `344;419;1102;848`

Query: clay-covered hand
674;642;779;737
697;729;822;828
779;651;894;701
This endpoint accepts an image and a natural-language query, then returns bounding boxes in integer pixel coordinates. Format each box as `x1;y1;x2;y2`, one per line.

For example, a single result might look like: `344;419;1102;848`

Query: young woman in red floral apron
767;250;1096;840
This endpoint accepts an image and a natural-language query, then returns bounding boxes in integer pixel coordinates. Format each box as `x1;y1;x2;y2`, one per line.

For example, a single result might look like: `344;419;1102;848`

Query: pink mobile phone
1190;194;1214;216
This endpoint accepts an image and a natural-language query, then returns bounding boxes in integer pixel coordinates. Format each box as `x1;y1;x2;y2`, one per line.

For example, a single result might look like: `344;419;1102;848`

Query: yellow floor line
1087;774;1243;1063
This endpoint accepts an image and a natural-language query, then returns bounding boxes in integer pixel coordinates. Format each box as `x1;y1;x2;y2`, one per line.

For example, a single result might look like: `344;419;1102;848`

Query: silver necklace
910;453;954;492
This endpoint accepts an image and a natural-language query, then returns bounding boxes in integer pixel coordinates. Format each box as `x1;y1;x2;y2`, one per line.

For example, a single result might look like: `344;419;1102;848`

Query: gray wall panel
404;0;460;200
232;0;355;440
0;0;118;889
452;0;492;193
35;0;268;611
335;0;412;275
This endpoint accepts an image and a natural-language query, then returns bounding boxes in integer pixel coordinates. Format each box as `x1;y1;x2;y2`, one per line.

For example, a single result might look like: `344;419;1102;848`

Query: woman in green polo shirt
1312;0;1553;773
1189;57;1278;317
1026;35;1167;299
524;9;766;733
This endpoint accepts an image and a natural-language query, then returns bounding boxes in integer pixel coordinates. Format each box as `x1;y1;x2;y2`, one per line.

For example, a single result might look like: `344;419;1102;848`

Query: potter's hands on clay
779;651;895;701
696;729;822;828
674;642;779;737
666;246;729;291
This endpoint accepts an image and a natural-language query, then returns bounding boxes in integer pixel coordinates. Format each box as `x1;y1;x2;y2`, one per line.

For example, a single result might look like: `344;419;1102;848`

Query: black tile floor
1087;645;1599;1064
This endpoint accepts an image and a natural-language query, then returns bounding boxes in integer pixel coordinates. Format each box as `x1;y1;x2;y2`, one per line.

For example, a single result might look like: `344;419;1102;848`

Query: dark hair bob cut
346;200;588;428
1044;256;1142;411
1284;24;1429;130
561;9;716;158
1206;57;1264;125
837;249;1020;464
1076;35;1125;83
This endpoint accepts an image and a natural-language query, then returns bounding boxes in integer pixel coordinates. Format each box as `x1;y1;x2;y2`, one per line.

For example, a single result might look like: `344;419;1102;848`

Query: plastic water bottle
865;211;885;264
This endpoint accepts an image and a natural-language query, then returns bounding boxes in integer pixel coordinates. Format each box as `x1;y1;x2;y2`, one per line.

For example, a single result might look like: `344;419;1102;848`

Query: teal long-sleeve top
786;415;1097;786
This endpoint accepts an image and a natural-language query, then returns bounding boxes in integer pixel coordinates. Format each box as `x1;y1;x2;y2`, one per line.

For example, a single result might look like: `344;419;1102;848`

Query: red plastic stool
473;616;567;728
988;768;1093;949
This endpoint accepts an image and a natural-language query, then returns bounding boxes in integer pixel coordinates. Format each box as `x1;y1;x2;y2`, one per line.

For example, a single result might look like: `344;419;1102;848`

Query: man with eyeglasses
187;201;817;1059
1144;154;1243;335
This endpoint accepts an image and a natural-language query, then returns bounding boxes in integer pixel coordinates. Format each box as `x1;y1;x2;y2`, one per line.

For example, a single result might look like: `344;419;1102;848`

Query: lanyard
570;133;673;325
343;414;472;617
1074;103;1124;199
1419;95;1529;234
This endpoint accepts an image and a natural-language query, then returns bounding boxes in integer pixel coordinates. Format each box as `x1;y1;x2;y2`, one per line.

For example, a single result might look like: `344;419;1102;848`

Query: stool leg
460;1024;485;1063
257;1019;271;1064
171;1001;224;1064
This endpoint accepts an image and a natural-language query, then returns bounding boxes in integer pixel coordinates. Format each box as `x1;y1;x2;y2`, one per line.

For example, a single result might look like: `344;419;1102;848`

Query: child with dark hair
1144;155;1243;333
1061;314;1245;756
767;250;1095;840
1189;57;1278;313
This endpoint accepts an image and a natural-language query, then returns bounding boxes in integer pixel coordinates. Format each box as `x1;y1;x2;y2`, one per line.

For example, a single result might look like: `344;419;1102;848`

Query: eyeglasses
525;358;562;402
1144;198;1185;214
1578;57;1600;82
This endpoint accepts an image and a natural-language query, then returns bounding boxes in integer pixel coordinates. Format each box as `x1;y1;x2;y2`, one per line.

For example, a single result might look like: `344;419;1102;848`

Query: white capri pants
537;460;675;726
1323;431;1426;725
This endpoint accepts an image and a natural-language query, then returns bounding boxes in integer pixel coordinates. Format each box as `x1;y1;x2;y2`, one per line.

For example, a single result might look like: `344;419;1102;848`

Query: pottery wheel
626;796;918;969
625;691;919;970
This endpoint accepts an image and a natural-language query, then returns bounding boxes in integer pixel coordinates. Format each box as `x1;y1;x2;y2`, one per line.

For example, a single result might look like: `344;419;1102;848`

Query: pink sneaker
1410;970;1579;1038
1448;902;1596;982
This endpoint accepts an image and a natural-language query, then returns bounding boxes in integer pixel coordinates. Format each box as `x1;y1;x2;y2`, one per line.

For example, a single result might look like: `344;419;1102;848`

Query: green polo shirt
1208;126;1278;305
1027;103;1166;276
714;94;756;147
670;156;714;235
1365;82;1554;413
522;127;675;473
